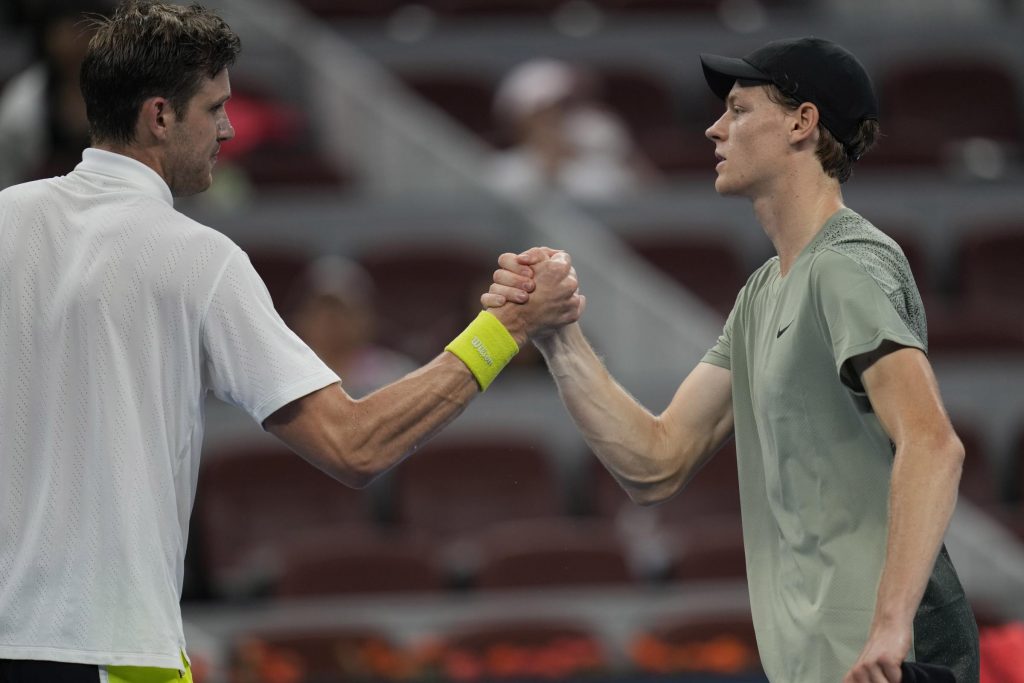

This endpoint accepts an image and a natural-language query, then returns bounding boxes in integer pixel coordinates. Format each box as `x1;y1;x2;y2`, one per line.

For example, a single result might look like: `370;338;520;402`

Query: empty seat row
191;436;746;597
191;414;1024;600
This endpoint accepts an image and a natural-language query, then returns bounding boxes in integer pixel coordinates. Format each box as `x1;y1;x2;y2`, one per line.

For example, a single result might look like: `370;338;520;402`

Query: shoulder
738;257;779;297
807;210;913;296
135;198;239;255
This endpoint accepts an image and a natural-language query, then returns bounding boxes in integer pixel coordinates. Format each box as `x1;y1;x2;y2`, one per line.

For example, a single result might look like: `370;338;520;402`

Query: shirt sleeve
701;292;739;370
201;249;340;424
810;249;925;392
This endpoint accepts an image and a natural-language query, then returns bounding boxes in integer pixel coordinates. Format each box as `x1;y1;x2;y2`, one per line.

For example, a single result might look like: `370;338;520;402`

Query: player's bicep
853;344;956;450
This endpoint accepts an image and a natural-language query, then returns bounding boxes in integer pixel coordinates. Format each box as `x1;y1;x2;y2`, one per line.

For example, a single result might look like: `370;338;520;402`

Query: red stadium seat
587;440;742;521
195;444;378;595
870;59;1023;169
471;518;635;589
291;0;405;18
596;66;713;173
358;245;493;363
956;223;1024;311
273;527;445;597
392;435;565;541
625;232;747;315
668;513;747;582
397;70;501;146
430;0;564;15
240;246;311;314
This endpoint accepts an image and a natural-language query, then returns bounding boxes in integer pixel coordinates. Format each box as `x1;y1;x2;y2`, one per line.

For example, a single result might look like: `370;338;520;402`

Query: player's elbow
943;430;966;479
623;473;685;507
328;440;389;489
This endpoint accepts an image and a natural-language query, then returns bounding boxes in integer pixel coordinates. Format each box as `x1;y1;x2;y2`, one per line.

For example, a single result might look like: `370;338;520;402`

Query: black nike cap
700;37;879;149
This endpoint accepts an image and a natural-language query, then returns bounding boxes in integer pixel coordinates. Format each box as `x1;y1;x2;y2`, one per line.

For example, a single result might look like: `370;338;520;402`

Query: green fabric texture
701;208;978;681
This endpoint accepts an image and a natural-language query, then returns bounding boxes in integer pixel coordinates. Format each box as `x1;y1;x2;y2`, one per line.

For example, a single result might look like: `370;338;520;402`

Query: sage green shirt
702;208;977;682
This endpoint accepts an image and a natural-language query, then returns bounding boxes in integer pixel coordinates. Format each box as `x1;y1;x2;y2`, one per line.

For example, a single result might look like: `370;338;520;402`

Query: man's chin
171;175;213;199
713;177;738;196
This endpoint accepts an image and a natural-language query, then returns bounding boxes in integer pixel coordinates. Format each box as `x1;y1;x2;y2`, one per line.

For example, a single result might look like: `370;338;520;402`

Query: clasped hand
483;247;585;340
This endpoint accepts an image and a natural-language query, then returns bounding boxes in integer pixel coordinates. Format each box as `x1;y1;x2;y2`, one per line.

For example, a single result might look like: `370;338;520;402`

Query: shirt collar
76;148;174;207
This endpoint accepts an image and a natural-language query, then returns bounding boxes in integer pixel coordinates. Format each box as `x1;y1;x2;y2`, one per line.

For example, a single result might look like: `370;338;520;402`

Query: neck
751;167;844;276
94;142;169;187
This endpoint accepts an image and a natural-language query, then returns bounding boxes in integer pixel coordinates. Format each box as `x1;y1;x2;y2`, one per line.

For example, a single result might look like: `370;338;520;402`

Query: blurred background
3;0;1024;680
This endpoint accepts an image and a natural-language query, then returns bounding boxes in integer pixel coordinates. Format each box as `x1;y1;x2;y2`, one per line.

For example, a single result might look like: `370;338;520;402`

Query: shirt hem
252;370;341;424
0;644;184;670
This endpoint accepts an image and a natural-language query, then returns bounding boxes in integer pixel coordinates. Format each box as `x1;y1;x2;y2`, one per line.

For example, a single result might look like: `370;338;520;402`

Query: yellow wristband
445;310;520;391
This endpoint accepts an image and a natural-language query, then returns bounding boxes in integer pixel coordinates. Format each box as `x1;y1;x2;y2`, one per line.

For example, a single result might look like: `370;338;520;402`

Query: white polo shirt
0;148;340;668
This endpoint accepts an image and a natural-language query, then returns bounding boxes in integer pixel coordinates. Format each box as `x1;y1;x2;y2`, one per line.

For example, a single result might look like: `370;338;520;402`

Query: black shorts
0;660;98;683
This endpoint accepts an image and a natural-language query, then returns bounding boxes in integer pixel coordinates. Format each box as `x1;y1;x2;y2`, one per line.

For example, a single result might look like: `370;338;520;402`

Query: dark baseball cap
700;37;878;148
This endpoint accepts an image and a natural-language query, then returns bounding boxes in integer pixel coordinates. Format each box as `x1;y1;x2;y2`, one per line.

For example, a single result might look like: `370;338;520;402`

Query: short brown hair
81;1;241;145
764;84;879;184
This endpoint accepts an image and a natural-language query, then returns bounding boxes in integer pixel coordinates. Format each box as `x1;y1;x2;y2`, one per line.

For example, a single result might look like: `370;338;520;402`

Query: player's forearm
535;323;685;504
329;353;479;487
871;432;964;629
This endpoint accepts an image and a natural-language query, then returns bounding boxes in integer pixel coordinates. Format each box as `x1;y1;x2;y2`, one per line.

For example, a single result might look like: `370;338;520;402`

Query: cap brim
700;53;771;100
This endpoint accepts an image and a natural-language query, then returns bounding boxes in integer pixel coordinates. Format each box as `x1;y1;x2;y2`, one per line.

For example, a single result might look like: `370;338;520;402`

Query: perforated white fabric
0;149;338;668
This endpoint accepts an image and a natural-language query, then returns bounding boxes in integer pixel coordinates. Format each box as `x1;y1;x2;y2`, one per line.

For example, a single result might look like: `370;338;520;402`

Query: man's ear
789;102;820;145
138;96;174;142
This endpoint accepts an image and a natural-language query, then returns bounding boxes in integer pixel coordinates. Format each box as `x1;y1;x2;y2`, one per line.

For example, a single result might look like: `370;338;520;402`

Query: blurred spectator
0;0;112;188
287;256;418;398
486;59;656;202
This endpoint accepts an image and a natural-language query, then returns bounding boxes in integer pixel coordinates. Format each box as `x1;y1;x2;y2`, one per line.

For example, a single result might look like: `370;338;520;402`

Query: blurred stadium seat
273;528;446;597
357;245;493;362
397;70;502;146
290;0;407;18
668;513;747;583
872;59;1023;169
240;245;311;313
586;440;742;520
195;444;379;596
595;0;721;13
471;517;635;589
392;435;566;540
234;141;353;191
431;0;564;15
624;231;747;314
596;65;714;173
956;222;1024;311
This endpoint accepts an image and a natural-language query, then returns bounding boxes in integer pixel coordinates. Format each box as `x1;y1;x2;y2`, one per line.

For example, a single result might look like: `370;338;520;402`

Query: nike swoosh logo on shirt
777;322;793;338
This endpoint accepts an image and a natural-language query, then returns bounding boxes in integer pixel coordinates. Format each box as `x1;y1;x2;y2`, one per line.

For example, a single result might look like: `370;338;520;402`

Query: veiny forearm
537;324;697;504
872;432;964;629
346;354;479;474
269;352;480;489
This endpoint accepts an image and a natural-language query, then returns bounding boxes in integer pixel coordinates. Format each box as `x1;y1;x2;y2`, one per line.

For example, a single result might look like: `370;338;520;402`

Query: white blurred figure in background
486;58;655;202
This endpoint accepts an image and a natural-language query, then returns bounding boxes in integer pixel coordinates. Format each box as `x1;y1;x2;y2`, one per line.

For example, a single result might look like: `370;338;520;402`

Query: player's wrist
486;305;529;348
445;310;520;391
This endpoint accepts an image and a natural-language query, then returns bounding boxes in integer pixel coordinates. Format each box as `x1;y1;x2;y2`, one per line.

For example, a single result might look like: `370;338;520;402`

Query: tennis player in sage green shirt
484;38;979;683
